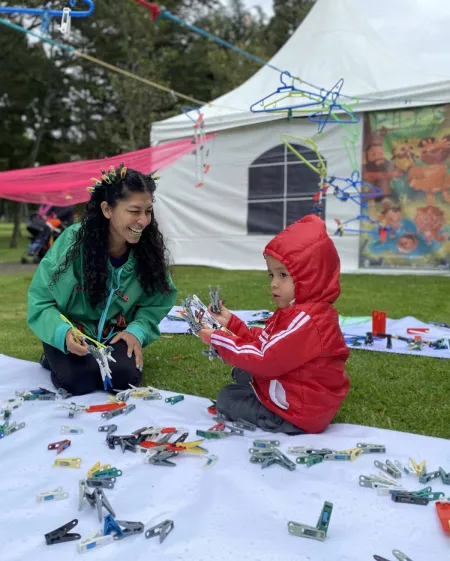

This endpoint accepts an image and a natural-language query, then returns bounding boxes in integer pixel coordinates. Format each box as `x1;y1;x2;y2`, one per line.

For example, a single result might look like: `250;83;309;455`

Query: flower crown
86;165;160;195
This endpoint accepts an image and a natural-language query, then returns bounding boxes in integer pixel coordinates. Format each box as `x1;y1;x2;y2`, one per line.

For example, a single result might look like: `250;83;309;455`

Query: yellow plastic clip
54;457;82;469
88;461;111;478
340;448;363;461
59;314;106;349
409;457;426;476
182;439;205;448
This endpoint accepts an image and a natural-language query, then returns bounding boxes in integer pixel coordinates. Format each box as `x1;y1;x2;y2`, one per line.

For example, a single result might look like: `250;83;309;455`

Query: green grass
1;262;449;438
0;222;28;262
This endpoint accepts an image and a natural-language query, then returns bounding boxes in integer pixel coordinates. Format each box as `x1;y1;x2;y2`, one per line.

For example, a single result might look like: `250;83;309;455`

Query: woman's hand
208;300;231;328
65;329;89;356
110;331;143;371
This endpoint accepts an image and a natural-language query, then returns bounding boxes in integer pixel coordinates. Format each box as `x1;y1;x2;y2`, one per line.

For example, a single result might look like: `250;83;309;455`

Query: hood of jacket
263;215;341;304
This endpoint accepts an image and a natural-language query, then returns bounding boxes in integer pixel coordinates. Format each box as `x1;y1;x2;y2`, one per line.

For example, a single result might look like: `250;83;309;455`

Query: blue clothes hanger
0;0;94;18
334;214;386;236
250;71;325;114
181;106;204;125
329;171;383;208
308;79;360;133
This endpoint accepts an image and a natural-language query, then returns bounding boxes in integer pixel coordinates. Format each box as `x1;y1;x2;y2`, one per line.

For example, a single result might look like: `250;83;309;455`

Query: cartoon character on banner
414;205;450;245
407;136;450;204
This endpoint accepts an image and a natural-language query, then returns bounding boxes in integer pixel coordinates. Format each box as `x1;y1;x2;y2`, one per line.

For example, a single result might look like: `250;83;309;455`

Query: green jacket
27;224;177;353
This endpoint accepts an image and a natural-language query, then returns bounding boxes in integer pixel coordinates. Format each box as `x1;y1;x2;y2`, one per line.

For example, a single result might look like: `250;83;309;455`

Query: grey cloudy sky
241;0;274;16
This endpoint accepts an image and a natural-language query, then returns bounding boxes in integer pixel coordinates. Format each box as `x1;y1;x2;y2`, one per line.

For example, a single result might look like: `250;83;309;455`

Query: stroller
21;204;73;264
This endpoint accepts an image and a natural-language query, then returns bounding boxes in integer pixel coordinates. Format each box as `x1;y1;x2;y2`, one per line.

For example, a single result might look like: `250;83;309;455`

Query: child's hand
199;328;215;345
208;300;231;328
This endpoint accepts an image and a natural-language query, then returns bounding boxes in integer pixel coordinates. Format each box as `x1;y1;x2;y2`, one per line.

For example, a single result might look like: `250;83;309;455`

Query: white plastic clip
77;530;115;553
61;425;84;434
203;455;218;470
37;487;69;503
60;7;71;35
2;397;24;410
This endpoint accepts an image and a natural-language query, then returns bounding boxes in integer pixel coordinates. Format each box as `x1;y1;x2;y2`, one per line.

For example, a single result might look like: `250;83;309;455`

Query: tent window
247;143;326;235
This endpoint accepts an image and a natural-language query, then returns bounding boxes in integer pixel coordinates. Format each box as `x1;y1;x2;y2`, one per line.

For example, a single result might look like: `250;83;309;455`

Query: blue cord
0;17;75;51
161;11;284;74
97;268;123;343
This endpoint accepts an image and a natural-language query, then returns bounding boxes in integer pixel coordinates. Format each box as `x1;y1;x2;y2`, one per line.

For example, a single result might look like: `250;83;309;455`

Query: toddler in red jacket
199;215;350;434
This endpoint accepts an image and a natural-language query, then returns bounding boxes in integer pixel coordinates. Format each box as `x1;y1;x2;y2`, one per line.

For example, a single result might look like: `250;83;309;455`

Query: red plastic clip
134;0;162;21
436;501;450;533
160;427;177;434
85;402;125;413
372;311;386;335
208;422;225;432
207;400;217;415
48;439;71;455
406;328;429;335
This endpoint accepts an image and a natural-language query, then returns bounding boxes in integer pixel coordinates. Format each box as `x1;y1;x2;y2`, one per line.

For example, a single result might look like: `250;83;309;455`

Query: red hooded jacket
210;215;350;433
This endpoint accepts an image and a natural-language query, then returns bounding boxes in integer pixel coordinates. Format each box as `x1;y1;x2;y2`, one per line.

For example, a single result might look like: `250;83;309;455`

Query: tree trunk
9;90;53;248
9;202;22;248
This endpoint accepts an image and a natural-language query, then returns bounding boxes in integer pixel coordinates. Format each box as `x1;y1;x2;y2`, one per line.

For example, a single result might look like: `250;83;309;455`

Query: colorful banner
360;105;450;270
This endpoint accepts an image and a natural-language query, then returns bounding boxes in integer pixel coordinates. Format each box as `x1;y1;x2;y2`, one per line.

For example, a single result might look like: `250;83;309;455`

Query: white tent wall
155;117;365;272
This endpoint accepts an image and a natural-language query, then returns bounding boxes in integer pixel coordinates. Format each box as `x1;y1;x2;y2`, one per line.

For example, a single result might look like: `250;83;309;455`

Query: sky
236;0;450;75
241;0;274;17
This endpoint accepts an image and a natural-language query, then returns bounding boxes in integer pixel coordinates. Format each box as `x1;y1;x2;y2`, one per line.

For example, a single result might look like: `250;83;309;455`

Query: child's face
266;255;295;309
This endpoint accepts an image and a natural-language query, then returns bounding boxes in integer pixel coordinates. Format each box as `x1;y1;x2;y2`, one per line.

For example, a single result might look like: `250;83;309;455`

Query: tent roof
152;0;450;142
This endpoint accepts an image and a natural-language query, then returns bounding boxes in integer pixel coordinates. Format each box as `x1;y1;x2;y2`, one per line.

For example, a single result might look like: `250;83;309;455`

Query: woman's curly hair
51;164;173;309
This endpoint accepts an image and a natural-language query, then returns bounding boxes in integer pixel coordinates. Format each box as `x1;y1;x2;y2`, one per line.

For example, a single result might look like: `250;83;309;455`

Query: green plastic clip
196;430;231;440
412;486;432;497
92;467;122;479
288;501;333;542
165;395;184;405
416;491;445;501
296;454;323;467
316;502;333;534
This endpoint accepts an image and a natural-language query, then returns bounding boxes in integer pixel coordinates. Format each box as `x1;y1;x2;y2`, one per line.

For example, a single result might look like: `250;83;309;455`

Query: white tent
151;0;450;273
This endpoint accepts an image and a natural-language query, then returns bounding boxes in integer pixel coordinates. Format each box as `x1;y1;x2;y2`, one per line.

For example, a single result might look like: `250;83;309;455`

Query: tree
266;0;316;55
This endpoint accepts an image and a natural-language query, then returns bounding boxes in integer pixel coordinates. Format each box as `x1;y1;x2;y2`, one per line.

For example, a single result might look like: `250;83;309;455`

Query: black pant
42;340;142;396
216;368;304;435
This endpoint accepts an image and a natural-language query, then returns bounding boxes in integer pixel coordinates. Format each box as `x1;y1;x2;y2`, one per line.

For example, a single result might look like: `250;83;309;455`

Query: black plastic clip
45;518;81;545
391;492;429;506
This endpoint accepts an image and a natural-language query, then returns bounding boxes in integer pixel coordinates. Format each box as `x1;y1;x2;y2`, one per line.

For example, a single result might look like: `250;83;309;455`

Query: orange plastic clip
436;501;450;533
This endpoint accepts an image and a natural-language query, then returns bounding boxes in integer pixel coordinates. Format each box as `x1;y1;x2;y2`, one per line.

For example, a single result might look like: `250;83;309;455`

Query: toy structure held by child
199;215;350;434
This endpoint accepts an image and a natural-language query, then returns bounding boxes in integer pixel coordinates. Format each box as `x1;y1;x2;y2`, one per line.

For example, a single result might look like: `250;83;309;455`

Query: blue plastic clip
104;515;124;537
165;395;184;405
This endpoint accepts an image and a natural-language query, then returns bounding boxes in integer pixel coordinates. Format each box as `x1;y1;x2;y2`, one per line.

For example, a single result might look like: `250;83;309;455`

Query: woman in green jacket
27;164;177;395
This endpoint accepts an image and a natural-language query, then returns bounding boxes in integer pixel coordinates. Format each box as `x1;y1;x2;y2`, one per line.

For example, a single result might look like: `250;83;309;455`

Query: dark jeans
42;340;142;396
216;368;305;435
